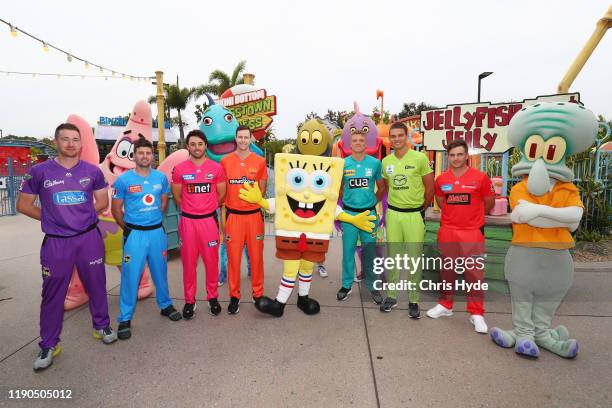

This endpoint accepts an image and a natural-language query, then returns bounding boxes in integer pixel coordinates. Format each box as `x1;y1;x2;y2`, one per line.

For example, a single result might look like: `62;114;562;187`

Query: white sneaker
469;315;488;334
426;304;453;319
318;265;328;278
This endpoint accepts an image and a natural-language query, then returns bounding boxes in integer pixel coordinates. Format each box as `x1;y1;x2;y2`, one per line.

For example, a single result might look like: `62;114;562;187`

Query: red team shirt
171;159;226;214
435;167;494;230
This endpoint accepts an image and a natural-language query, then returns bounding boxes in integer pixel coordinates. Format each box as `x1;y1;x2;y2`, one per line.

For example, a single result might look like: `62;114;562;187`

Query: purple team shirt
20;160;107;236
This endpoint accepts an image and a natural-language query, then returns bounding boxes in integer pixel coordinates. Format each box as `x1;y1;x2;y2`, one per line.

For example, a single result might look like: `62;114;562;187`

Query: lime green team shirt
381;149;432;208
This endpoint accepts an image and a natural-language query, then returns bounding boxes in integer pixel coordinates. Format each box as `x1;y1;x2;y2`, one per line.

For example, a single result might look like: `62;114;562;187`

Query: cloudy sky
1;0;610;140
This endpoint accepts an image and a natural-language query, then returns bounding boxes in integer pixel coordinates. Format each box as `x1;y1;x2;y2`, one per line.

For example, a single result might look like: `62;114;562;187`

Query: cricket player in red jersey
220;125;267;314
427;139;495;334
171;130;226;319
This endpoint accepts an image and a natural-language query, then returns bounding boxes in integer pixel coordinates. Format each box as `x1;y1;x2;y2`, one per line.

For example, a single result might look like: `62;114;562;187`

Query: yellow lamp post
155;70;166;162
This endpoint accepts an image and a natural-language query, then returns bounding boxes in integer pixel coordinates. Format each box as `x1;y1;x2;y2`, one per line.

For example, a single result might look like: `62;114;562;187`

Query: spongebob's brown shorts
275;236;329;263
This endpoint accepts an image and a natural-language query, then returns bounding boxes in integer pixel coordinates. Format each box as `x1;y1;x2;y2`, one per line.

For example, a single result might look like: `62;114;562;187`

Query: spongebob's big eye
361;125;369;134
350;127;357;134
203;117;213;126
543;136;567;164
299;131;310;145
116;139;133;159
310;170;331;192
286;168;309;192
524;135;544;161
311;130;322;145
224;113;233;122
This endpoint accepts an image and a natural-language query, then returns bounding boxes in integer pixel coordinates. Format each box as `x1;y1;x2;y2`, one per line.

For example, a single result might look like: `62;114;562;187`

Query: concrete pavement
0;214;611;408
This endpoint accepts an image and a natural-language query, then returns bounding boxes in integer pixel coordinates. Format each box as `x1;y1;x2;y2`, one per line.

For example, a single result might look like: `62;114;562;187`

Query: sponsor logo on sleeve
41;265;50;278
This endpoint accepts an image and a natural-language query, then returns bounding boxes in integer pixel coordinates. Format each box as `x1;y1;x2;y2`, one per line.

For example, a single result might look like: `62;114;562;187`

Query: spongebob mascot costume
239;153;375;317
490;102;598;358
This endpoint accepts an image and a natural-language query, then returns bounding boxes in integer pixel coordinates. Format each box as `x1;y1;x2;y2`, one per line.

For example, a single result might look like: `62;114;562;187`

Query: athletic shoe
426;304;453;319
33;346;61;372
370;290;383;305
93;326;118;344
182;302;196;319
160;305;182;321
469;314;488;334
408;303;421;319
117;321;131;340
228;297;240;315
318;265;328;278
380;297;397;312
336;287;352;301
209;298;222;316
354;272;363;283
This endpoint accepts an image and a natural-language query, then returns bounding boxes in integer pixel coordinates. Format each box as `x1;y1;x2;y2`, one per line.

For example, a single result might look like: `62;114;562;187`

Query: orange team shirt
220;152;267;211
509;178;583;249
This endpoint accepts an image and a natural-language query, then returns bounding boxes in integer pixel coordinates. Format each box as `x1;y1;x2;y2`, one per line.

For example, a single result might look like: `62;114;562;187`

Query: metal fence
0;158;29;217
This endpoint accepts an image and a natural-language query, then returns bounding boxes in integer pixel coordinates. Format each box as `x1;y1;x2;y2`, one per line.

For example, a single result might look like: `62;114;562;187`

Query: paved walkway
0;214;610;407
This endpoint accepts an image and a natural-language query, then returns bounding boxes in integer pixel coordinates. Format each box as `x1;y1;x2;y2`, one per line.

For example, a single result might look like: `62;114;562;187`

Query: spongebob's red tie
297;233;308;252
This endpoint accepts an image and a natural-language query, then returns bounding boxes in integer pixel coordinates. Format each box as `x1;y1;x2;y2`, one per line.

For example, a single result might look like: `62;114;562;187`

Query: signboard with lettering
420;93;580;154
99;116;170;129
218;88;277;141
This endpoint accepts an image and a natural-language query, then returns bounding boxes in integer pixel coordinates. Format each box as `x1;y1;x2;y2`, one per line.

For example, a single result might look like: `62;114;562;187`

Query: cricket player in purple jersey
18;123;117;372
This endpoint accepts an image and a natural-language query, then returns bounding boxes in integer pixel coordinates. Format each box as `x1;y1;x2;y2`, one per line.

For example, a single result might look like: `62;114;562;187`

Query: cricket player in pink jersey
172;130;226;319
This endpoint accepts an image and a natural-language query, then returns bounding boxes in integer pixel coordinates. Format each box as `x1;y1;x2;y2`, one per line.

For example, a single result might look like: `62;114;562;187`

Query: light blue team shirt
341;155;382;210
112;169;170;226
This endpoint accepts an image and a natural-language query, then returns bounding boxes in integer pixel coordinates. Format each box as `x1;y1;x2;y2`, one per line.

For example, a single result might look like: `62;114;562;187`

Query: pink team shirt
172;159;226;215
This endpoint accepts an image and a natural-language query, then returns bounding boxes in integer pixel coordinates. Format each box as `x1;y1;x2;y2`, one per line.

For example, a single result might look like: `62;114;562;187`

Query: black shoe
117;321;131;340
208;298;222;316
182;303;196;320
336;287;352;301
228;297;240;315
254;296;285;317
297;295;320;315
409;302;421;319
160;305;182;321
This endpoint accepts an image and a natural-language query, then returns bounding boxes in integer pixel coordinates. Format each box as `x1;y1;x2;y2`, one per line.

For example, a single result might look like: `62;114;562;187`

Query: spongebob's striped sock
276;276;295;303
298;272;312;296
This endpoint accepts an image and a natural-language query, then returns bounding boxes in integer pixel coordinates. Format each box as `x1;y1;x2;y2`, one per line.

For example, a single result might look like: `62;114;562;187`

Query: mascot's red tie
298;233;308;253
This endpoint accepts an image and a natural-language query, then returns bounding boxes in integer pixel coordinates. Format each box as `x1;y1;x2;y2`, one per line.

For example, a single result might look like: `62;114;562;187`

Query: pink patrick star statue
63;101;154;310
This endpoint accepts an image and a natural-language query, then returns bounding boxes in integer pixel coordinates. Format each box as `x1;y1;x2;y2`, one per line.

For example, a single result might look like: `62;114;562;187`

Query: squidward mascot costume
490;102;598;358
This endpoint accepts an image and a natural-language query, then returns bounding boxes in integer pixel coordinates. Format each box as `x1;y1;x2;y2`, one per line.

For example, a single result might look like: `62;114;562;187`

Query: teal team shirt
341;155;382;210
112;169;170;226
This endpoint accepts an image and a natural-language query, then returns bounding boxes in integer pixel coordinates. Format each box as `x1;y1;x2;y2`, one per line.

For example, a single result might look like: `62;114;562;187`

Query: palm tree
194;60;247;98
149;77;196;147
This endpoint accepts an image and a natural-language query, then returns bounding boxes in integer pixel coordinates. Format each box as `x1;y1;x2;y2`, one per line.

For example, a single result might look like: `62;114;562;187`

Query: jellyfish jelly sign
420;93;580;154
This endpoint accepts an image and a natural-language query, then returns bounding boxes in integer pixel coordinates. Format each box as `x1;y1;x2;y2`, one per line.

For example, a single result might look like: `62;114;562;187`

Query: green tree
397;102;439;119
149;77;196;147
194;60;247;98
